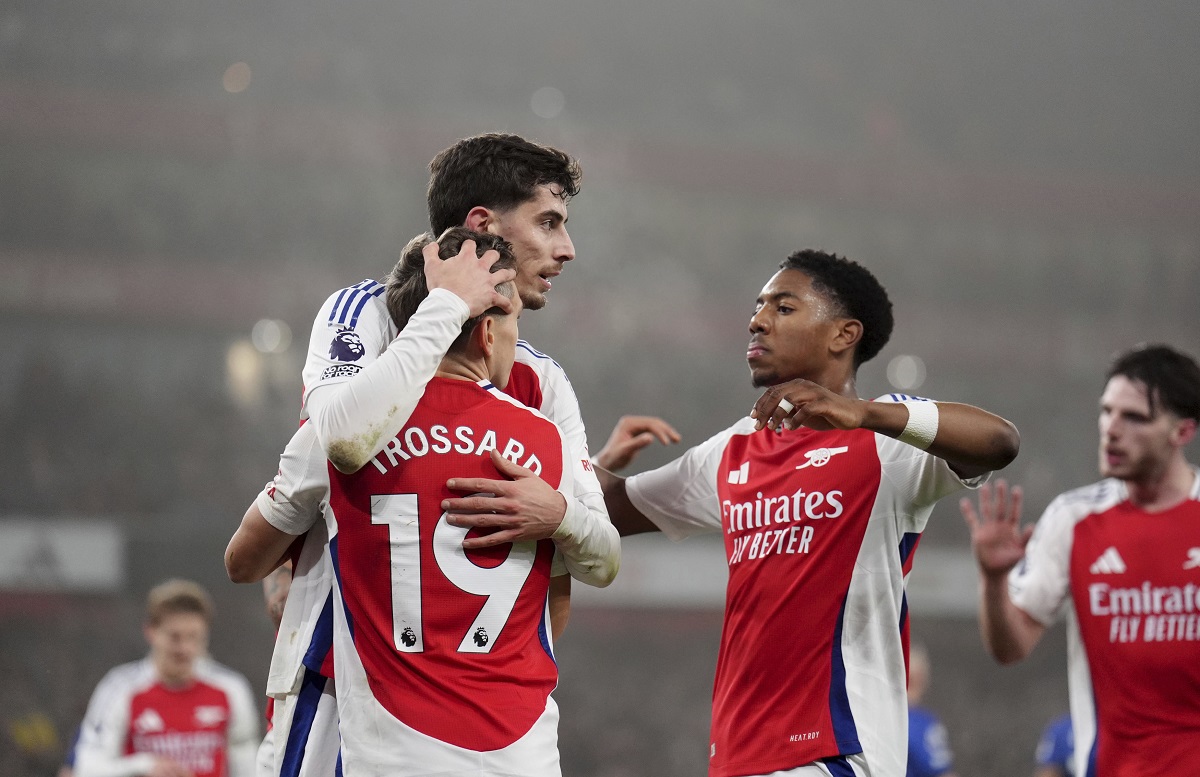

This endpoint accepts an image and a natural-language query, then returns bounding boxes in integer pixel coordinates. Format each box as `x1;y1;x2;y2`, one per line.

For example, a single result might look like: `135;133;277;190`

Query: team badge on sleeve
329;328;366;362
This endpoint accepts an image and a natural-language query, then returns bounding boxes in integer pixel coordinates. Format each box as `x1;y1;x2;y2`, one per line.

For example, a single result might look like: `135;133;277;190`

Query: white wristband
898;400;939;450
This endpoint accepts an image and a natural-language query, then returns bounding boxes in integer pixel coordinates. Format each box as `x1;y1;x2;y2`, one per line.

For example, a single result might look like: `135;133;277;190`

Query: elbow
989;644;1031;666
984;420;1021;471
575;557;620;589
326;439;370;475
224;546;261;585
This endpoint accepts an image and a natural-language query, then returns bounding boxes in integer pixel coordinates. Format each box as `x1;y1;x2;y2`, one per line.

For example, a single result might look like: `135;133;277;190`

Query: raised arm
595;466;662;537
305;242;515;474
752;381;1020;479
961;479;1046;664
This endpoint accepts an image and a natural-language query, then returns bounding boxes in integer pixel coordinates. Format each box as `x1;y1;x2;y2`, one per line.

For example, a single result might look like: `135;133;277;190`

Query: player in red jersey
591;250;1020;777
75;580;259;777
963;343;1200;777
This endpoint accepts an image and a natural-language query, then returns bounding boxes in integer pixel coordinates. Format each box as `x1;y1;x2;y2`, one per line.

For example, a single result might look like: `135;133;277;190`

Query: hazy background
2;2;1198;775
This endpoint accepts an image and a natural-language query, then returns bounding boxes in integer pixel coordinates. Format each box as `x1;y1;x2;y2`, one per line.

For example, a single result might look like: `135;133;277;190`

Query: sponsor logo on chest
1084;543;1200;645
720;438;866;566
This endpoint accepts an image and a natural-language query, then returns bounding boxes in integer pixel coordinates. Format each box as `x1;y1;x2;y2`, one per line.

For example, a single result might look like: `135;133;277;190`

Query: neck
436;352;489;383
1125;456;1196;512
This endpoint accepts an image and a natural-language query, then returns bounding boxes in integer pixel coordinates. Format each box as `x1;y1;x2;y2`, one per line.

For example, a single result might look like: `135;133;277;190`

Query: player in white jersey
226;228;673;776
75;580;259;777
962;343;1200;777
595;250;1020;777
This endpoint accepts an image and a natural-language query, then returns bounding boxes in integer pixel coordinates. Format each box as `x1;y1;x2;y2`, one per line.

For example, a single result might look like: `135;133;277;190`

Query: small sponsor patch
321;364;363;380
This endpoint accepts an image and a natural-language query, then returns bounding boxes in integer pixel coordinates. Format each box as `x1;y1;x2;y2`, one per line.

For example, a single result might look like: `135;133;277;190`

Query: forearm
225;501;298;583
865;401;1020;476
978;571;1045;664
552;490;620;587
309;289;469;473
596;467;661;537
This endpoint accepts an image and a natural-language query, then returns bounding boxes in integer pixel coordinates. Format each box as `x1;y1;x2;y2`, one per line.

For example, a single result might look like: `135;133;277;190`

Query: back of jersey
326;377;566;757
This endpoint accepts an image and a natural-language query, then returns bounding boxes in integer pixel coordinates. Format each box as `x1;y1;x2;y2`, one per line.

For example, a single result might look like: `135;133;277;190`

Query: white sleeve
300;281;395;411
303;286;471;472
222;672;262;777
75;670;156;777
625;423;743;541
1008;495;1077;626
529;352;620;587
254;423;328;536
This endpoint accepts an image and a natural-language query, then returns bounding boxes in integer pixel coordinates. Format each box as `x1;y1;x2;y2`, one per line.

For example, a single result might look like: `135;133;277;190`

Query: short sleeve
254;423;328;536
1009;495;1077;627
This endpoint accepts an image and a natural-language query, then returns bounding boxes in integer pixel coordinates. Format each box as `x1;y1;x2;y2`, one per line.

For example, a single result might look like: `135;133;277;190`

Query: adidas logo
1089;547;1127;575
727;462;749;485
133;708;164;733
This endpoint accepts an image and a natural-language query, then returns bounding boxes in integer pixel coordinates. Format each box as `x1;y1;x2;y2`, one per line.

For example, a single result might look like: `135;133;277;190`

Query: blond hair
146;579;214;626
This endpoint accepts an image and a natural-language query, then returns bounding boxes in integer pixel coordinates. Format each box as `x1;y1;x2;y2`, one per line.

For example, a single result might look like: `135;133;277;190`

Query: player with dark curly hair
598;250;1020;777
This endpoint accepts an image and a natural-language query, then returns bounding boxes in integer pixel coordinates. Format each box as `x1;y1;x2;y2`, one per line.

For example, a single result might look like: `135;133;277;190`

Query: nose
749;308;768;334
557;227;575;263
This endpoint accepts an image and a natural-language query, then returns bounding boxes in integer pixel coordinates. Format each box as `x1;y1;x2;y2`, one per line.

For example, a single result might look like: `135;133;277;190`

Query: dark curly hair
427;133;582;233
1106;344;1200;422
385;227;516;352
779;249;894;367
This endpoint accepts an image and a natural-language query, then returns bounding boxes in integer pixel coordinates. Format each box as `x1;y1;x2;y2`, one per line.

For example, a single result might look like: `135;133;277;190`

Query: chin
521;292;547;311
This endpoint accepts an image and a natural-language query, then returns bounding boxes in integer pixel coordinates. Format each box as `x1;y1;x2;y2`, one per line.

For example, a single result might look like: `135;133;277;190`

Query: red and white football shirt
325;377;575;776
1009;469;1200;777
75;657;259;777
626;398;983;777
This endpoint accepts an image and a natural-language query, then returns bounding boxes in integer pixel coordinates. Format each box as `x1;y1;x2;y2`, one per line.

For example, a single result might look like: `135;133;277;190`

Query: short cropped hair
384;227;517;352
780;250;894;367
146;579;214;626
1106;344;1200;422
427;133;582;233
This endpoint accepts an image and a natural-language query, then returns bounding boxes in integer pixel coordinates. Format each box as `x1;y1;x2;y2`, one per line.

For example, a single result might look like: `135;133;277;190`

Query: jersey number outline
370;493;537;654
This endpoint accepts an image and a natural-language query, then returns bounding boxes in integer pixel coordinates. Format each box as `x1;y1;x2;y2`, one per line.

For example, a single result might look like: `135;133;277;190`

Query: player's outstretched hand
423;238;515;317
751;379;866;433
443;449;567;548
592;415;682;472
961;479;1031;578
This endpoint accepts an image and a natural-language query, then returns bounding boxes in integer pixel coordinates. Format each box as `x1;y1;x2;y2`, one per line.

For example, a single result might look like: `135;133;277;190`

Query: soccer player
74;579;259;777
905;644;956;777
593;250;1020;777
961;343;1200;776
1033;713;1073;777
234;229;570;775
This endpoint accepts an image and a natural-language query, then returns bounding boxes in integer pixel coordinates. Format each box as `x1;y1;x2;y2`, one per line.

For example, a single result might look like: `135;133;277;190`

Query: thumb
489;447;532;479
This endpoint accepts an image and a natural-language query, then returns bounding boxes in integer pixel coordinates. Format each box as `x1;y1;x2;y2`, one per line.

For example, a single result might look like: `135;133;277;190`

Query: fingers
441;495;505;514
960;496;980;531
461;528;523;549
487;447;533;477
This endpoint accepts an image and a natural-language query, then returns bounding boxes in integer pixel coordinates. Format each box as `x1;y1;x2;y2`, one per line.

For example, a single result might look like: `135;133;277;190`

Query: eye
777;304;794;314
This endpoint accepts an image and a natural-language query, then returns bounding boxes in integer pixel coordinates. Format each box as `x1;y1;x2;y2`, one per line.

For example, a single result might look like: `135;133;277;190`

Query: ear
1172;417;1198;448
472;315;497;358
829;318;863;358
463;206;497;234
143;622;155;646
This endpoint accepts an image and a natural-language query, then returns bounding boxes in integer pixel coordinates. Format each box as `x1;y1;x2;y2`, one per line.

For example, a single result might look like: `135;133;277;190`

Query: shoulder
87;659;154;711
194;657;254;694
318;279;388;329
514;340;570;382
1045;478;1126;521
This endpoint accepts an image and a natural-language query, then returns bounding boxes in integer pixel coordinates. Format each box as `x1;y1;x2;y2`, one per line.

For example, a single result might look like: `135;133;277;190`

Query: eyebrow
755;291;801;305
